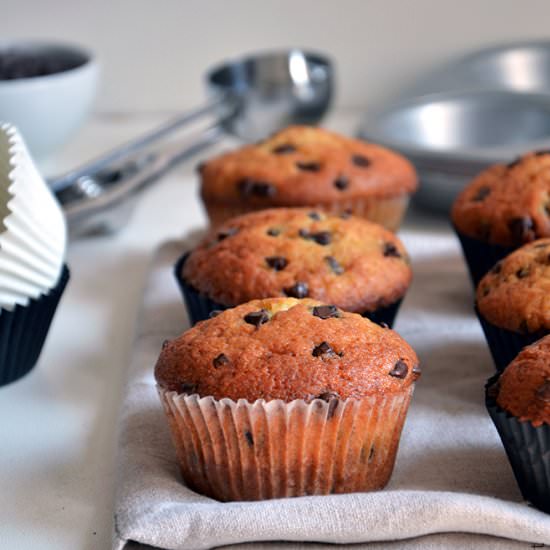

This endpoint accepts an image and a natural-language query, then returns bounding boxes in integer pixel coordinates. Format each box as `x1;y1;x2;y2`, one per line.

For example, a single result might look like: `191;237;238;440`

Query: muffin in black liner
454;228;516;287
475;307;547;372
0;265;70;387
485;374;550;514
174;253;403;328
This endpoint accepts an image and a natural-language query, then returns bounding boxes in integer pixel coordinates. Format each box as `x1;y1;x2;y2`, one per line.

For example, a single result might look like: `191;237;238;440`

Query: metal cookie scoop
51;49;334;237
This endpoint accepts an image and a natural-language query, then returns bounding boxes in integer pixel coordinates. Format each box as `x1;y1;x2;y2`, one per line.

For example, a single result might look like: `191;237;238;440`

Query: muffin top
494;335;550;426
199;125;417;206
155;297;420;402
476;239;550;333
182;208;412;313
451;151;550;246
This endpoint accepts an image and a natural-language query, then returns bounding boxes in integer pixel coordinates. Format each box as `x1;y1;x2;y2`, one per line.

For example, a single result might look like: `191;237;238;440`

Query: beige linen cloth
114;229;550;550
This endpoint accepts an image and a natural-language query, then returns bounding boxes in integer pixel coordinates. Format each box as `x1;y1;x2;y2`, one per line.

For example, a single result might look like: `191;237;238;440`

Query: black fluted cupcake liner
454;228;516;287
0;265;70;387
485;374;550;514
175;253;403;327
475;308;547;372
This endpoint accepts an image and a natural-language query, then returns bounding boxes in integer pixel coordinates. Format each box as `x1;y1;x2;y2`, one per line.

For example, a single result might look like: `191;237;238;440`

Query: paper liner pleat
485;376;550;513
202;194;410;233
158;386;414;501
476;308;547;372
174;253;403;328
454;228;516;287
0;265;69;386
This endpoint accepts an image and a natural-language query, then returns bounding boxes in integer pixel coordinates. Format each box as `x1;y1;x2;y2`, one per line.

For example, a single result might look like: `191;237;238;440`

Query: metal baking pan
359;90;550;212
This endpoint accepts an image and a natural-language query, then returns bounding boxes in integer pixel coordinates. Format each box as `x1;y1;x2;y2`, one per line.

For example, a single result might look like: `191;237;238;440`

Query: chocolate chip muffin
452;151;550;285
177;208;411;326
476;239;550;370
155;297;420;501
199;125;418;231
486;336;550;513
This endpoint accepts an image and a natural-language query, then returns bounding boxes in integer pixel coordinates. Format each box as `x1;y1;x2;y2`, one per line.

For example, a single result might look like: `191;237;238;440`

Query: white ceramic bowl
0;41;98;159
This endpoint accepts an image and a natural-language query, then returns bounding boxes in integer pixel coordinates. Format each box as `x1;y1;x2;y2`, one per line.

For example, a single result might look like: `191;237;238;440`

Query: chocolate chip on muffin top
182;208;412;313
476;239;550;333
494;335;550;426
155;297;420;402
451;152;550;246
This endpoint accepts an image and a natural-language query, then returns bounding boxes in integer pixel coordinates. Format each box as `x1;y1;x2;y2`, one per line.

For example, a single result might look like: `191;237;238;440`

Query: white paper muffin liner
158;385;414;502
0;124;66;305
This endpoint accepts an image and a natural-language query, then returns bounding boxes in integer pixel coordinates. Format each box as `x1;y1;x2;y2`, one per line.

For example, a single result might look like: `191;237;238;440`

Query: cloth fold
114;231;550;550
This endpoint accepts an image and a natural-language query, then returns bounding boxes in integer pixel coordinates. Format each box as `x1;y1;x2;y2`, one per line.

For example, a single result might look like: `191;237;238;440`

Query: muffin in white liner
0;123;69;385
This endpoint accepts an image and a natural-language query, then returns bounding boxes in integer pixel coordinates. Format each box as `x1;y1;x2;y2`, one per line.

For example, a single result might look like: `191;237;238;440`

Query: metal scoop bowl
52;49;333;237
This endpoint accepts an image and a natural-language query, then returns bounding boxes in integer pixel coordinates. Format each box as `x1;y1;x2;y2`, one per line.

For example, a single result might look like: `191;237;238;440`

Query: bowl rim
0;39;97;86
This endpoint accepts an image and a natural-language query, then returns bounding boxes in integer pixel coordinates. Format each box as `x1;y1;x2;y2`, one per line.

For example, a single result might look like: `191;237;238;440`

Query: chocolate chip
536;381;550;403
296;161;321;172
266;256;288;271
472;186;491;202
267;228;280;236
237;179;276;198
368;446;376;462
490;262;502;275
389;360;408;379
311;231;331;245
379;322;389;329
318;391;340;401
412;364;422;378
383;242;401;258
334;175;349;190
516;266;530;278
272;144;296;154
180;382;198;394
244;309;269;327
217;227;239;241
318;391;340;418
325;255;344;275
298;228;310;239
508;216;535;243
312;341;335;357
340;210;352;219
308;211;322;220
352;154;370;167
213;353;229;368
312;305;340;319
284;282;309;298
244;430;254;446
507;157;521;169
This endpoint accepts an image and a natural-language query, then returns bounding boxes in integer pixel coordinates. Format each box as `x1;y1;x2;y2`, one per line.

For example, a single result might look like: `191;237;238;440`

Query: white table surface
0;111;452;550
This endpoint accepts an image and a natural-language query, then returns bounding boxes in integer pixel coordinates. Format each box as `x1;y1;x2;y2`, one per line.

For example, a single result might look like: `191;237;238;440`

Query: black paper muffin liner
475;308;547;372
175;253;403;327
454;228;516;287
0;265;70;387
485;374;550;514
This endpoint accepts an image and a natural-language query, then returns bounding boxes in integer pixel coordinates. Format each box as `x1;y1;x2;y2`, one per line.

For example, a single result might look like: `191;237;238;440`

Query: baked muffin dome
199;125;417;230
155;297;420;403
452;151;550;247
494;335;550;427
181;208;411;314
476;239;550;334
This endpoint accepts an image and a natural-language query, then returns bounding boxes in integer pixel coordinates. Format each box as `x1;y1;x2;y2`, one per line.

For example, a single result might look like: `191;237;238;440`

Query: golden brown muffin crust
452;152;550;246
200;125;417;207
495;335;550;426
155;298;420;402
476;239;550;333
182;208;412;312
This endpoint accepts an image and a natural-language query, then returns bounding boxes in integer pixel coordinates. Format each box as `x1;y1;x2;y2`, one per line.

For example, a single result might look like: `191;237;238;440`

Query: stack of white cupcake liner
0;123;67;310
